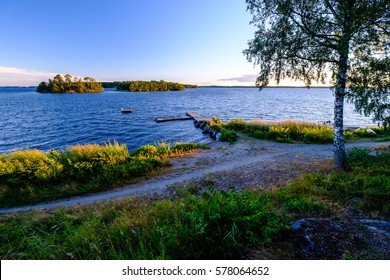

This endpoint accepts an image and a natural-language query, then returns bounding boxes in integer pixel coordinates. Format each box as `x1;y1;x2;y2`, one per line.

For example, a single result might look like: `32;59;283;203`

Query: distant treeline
101;80;198;92
37;74;104;93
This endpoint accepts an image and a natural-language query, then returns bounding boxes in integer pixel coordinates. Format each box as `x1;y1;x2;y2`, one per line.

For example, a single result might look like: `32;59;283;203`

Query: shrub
268;126;291;141
219;129;238;143
0;190;290;260
224;119;247;131
212;116;223;125
346;147;371;162
239;120;334;143
210;123;223;133
353;128;377;137
246;121;271;134
134;144;159;158
171;142;209;155
302;126;333;144
0;142;207;207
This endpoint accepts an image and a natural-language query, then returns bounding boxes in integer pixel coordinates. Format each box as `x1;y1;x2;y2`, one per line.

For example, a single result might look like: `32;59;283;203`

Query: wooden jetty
121;108;135;113
185;112;212;122
154;116;192;123
154;112;212;123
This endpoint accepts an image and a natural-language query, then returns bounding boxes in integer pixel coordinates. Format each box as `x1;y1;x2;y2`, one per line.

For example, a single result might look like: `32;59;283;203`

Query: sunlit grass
222;119;388;144
0;141;208;208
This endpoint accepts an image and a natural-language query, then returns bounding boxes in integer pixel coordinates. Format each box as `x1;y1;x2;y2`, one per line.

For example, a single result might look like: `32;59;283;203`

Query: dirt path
0;137;387;214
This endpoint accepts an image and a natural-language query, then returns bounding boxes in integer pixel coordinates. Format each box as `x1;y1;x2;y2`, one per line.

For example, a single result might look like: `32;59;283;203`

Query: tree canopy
37;74;104;93
115;80;192;92
244;0;389;169
347;56;389;128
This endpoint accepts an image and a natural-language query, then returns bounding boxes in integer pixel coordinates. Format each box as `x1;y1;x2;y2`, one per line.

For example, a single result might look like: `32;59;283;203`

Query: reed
0;141;208;207
223;119;387;144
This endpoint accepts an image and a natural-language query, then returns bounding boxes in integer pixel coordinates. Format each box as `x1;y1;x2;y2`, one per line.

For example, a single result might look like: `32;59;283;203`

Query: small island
37;74;104;93
102;80;198;92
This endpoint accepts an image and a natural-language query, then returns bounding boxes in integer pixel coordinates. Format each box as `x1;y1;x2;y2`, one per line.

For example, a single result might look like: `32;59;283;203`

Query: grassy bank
0;142;208;208
0;147;388;259
211;118;389;144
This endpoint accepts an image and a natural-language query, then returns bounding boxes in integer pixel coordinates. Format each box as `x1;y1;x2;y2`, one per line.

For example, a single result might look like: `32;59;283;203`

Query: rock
202;126;210;134
194;121;201;128
292;218;390;259
356;219;390;237
366;128;375;134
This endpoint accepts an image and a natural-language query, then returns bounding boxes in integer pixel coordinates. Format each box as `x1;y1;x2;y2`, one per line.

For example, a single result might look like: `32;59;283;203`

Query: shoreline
1;136;387;215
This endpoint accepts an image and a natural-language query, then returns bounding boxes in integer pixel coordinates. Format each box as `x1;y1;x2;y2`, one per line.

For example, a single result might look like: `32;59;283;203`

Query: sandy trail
0;138;386;214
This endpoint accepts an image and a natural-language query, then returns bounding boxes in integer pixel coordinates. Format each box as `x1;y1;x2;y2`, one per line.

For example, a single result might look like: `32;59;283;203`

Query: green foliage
284;197;327;215
224;119;248;131
244;0;389;170
36;74;104;93
301;126;334;144
352;128;377;138
281;152;390;216
0;147;388;260
116;80;187;92
101;81;198;89
346;147;371;162
219;129;238;143
244;0;388;90
244;120;333;143
212;116;223;125
0;142;207;207
223;119;386;144
347;56;390;129
0;190;290;260
171;142;210;155
134;145;159;158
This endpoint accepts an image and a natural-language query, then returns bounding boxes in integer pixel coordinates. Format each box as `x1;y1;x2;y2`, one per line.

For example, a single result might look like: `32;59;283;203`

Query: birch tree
244;0;389;170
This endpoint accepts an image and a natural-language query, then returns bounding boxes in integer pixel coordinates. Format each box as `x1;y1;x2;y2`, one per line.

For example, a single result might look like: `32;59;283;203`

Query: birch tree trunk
334;89;346;170
334;32;350;170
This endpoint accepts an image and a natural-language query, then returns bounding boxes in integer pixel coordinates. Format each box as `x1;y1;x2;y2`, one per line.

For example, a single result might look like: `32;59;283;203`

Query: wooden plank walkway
154;112;212;123
186;112;211;122
154;117;192;123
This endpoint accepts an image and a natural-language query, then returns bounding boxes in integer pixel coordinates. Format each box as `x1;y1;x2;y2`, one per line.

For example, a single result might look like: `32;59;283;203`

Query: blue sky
0;0;275;86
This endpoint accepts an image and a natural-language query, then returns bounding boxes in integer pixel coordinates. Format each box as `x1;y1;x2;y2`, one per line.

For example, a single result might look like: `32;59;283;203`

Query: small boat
121;108;135;113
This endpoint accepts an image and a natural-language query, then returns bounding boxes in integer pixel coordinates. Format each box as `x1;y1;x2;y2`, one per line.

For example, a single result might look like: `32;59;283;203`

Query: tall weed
0;142;207;207
0;190;290;260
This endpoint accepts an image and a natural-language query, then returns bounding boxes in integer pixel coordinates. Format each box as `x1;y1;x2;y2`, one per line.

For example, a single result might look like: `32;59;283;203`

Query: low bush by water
221;119;389;144
0;141;208;207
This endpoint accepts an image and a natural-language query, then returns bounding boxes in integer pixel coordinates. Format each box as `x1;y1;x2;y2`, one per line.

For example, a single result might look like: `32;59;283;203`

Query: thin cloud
0;66;59;86
218;74;258;83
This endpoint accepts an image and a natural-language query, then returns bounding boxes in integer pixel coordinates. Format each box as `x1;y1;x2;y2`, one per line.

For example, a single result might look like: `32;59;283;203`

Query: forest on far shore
37;76;198;93
37;74;104;93
102;80;198;92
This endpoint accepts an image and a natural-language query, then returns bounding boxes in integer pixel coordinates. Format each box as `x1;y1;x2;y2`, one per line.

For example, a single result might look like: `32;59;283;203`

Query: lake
0;87;374;154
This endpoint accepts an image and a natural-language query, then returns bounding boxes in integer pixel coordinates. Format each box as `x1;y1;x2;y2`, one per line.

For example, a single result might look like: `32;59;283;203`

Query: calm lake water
0;87;373;154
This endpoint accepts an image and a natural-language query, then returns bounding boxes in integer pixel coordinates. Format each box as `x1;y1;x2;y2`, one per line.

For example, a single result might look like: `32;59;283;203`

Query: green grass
0;147;388;260
221;119;389;144
244;120;334;143
219;129;239;143
0;141;208;208
0;189;290;260
274;148;390;216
